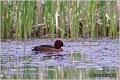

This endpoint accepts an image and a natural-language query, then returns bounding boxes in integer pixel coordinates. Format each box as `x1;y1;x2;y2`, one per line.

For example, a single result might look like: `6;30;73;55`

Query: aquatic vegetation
1;1;119;40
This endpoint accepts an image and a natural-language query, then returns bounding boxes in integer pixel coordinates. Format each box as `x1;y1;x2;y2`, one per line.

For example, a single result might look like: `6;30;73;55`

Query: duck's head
54;40;64;49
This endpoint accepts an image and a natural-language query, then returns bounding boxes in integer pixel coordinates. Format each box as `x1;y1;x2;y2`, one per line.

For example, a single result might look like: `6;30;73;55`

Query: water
1;38;120;79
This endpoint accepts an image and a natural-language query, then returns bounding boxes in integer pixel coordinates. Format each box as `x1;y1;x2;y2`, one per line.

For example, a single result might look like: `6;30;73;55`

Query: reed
75;1;80;39
1;1;10;39
118;0;120;41
82;1;89;38
89;0;96;39
109;1;115;38
0;1;1;40
1;1;119;40
100;1;106;37
59;1;66;38
114;1;119;38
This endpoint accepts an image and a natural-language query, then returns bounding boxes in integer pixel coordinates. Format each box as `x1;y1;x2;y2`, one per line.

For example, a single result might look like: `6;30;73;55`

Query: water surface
1;38;120;79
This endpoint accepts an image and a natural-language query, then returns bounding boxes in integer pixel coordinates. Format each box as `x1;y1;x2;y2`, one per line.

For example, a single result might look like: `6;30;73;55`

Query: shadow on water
1;38;120;79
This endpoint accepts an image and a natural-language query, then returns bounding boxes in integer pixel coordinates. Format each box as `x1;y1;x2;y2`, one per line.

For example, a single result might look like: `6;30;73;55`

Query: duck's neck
54;43;61;49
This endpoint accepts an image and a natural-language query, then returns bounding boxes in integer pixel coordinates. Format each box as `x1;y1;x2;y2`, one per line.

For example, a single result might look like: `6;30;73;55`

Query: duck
32;40;64;53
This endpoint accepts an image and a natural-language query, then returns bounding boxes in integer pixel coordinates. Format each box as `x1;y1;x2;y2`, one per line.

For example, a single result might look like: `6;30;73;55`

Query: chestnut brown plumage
32;40;64;52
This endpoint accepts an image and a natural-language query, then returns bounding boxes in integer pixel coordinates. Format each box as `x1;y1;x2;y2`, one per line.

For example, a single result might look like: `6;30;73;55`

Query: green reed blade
89;0;96;40
75;1;80;39
110;1;115;38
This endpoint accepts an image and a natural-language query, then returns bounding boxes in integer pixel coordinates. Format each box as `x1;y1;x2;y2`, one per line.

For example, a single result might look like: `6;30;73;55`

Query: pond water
1;38;120;79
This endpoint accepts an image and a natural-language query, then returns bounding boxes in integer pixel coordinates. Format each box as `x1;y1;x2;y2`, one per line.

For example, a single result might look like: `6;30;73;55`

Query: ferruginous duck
32;40;64;53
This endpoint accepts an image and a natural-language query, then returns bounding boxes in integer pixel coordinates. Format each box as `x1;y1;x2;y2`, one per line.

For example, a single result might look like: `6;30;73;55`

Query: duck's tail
32;46;39;51
31;48;35;51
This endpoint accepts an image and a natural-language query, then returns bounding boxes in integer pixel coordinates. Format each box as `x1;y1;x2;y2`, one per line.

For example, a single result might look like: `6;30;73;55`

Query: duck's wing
40;45;54;48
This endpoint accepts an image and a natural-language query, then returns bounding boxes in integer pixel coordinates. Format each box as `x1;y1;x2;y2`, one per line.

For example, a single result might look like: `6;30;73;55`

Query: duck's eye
61;42;63;46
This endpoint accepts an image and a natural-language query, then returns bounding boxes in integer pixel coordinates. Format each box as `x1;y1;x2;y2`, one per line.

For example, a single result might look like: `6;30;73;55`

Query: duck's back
32;45;63;52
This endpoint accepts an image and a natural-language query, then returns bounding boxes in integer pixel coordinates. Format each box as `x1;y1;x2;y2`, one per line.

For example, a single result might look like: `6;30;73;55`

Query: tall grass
59;1;66;38
1;1;119;40
89;0;96;39
0;2;2;40
109;1;115;38
100;1;106;37
118;0;120;42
